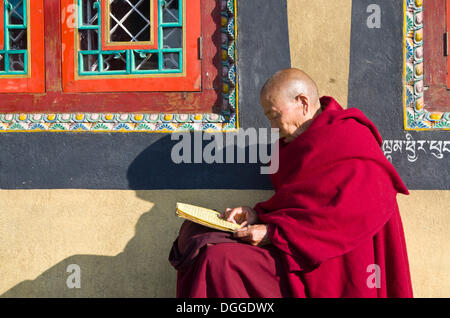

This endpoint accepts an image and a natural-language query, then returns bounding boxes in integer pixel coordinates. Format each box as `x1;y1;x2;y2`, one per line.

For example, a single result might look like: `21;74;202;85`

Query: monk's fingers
225;210;236;224
226;208;244;224
240;220;248;228
220;208;232;218
233;227;250;238
235;226;266;246
235;233;258;245
220;207;232;218
233;226;257;243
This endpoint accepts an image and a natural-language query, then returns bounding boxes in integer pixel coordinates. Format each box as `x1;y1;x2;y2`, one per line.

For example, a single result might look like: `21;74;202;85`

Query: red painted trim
46;0;62;92
0;0;45;93
447;0;450;89
100;0;159;51
0;89;218;113
0;0;220;113
62;0;202;92
423;0;450;112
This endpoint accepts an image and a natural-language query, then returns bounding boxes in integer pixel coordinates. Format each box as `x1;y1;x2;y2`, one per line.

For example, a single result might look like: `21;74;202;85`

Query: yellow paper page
176;203;241;232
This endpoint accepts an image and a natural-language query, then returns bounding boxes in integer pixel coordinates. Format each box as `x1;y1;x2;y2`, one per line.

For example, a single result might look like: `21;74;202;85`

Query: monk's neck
285;107;323;143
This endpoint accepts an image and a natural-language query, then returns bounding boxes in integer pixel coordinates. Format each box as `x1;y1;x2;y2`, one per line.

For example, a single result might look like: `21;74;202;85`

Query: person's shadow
1;134;272;297
1;200;181;297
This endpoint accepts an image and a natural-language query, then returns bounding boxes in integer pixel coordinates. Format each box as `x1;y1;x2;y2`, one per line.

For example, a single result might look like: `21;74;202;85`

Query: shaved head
260;68;320;110
259;68;322;143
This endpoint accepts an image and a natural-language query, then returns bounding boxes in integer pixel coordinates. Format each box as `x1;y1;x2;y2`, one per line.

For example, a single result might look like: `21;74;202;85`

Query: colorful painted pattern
404;0;450;130
0;0;237;132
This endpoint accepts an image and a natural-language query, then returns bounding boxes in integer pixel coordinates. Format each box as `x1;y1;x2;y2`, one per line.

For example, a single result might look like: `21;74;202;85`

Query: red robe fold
171;96;413;298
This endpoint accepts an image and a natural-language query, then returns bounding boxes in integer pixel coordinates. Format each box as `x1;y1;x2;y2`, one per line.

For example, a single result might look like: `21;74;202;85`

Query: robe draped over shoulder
169;96;413;298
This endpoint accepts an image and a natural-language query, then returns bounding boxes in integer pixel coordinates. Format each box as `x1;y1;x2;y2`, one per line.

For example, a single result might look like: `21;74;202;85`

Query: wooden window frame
404;0;450;130
447;0;450;88
0;0;45;93
423;0;450;113
0;0;222;114
62;0;201;93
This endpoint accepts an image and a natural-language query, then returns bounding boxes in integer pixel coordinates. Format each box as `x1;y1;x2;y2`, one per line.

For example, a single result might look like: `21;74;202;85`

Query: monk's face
260;92;307;143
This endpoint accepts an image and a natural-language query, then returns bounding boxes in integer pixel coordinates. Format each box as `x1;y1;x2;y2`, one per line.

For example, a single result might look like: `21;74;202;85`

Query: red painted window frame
0;0;45;93
61;0;202;93
423;0;450;112
447;0;450;88
0;0;220;114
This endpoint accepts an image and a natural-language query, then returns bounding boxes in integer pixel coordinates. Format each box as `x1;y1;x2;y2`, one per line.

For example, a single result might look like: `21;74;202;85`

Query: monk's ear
295;94;309;115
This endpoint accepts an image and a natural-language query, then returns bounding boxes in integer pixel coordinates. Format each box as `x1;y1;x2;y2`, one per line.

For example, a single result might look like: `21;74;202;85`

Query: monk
169;68;413;298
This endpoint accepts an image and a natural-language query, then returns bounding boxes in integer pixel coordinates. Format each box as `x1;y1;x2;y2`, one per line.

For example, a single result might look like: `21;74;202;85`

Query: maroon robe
169;96;413;298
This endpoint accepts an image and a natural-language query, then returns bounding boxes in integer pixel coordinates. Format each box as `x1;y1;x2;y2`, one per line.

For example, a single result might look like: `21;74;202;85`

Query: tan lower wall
0;189;448;297
397;191;450;297
0;189;273;297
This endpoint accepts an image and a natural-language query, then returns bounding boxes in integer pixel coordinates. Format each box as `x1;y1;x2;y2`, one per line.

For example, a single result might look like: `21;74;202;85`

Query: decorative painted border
0;0;238;132
403;0;450;130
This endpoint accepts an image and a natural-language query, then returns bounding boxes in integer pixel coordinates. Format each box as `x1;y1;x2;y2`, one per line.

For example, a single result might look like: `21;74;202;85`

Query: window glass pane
82;54;99;72
102;52;127;72
79;29;99;51
8;0;25;25
109;0;151;42
0;53;5;71
134;50;159;70
9;28;27;50
82;0;98;25
8;53;25;71
163;27;182;49
0;0;28;74
162;0;179;23
163;52;179;70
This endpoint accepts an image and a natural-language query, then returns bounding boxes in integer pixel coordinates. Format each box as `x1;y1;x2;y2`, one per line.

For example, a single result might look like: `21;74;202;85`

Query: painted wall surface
287;0;449;297
0;0;291;190
0;0;448;298
287;0;352;107
0;0;291;297
348;0;449;189
0;190;274;297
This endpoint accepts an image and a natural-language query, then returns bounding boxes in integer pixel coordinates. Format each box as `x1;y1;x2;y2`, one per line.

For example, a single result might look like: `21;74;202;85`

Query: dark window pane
163;27;182;48
134;51;159;70
163;52;179;70
110;0;151;42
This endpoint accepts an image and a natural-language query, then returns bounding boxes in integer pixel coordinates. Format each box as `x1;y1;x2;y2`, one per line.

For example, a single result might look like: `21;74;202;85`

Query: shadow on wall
1;135;272;297
1;200;178;297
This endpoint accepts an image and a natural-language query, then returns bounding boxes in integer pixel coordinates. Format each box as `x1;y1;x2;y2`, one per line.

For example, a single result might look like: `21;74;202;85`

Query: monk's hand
220;206;258;227
233;224;271;247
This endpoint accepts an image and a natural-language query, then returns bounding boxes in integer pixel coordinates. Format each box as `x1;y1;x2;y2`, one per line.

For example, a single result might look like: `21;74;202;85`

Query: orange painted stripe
27;0;46;92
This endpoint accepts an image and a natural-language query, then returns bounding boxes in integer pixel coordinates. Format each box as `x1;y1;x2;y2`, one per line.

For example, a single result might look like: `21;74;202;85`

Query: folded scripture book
176;202;242;233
